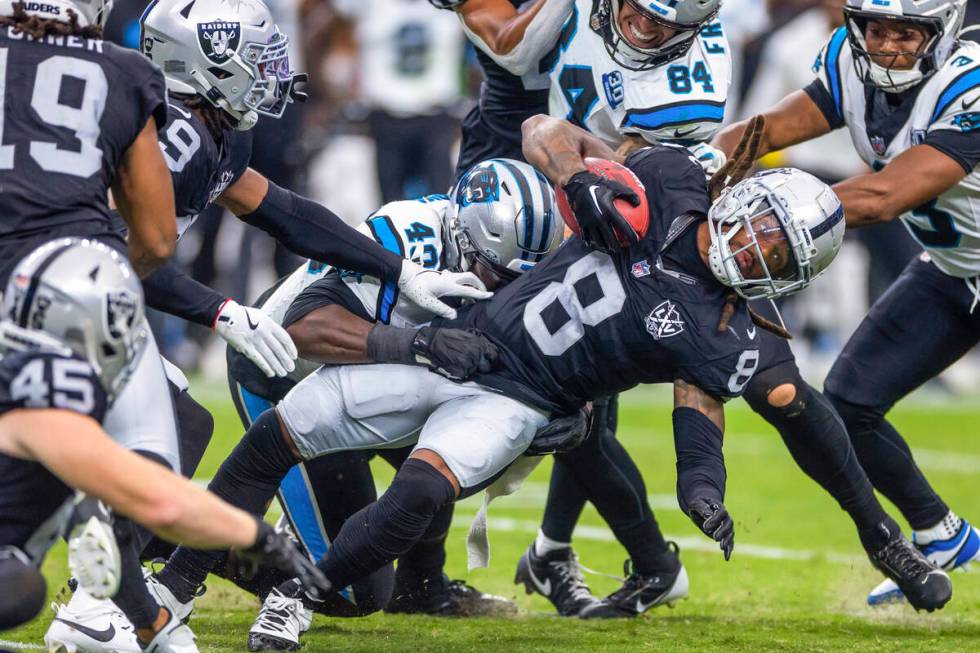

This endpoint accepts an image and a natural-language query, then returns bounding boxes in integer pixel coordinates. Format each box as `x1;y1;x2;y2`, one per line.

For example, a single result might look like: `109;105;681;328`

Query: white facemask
868;59;926;93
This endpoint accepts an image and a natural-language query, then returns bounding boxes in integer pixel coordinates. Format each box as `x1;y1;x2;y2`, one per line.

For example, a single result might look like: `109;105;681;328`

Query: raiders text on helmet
0;0;114;28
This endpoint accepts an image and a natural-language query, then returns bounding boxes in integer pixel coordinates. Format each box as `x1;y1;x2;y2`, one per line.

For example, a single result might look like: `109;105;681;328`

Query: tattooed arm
521;114;621;185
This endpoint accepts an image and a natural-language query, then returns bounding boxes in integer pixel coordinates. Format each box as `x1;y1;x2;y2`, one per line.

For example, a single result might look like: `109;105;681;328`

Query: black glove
561;170;641;253
367;323;499;381
688;497;734;561
526;406;593;456
237;521;331;599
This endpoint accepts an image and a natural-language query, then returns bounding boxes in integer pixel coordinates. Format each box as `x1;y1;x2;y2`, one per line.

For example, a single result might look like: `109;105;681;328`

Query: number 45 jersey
447;146;759;414
546;0;731;148
0;26;167;241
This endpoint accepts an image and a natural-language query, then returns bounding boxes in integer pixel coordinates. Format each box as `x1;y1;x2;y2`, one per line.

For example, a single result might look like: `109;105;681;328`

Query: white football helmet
1;238;148;404
0;0;113;27
140;0;304;130
444;159;566;282
707;169;845;300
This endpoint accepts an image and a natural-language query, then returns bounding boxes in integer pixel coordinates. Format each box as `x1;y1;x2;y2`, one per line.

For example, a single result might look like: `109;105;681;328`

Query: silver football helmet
444;159;566;281
141;0;303;131
844;0;967;93
591;0;722;71
0;0;113;27
707;169;845;300
2;239;148;404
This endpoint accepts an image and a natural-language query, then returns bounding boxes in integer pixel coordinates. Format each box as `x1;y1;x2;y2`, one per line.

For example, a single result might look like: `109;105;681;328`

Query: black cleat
385;572;517;617
869;522;952;613
514;544;599;616
579;546;689;619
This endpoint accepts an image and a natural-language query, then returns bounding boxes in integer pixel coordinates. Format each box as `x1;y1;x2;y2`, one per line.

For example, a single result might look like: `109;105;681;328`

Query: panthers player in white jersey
714;0;980;607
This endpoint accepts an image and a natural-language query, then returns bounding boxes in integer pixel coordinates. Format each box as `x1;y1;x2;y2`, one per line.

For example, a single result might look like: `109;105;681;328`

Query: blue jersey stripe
623;101;725;131
826;27;847;121
366;216;404;323
932;68;980;122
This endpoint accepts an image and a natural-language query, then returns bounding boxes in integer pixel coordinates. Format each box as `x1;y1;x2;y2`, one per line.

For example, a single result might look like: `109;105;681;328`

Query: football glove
561;170;641;253
397;260;493;320
214;299;297;378
687;497;734;560
687;143;727;177
526;405;592;456
237;521;331;600
367;324;499;381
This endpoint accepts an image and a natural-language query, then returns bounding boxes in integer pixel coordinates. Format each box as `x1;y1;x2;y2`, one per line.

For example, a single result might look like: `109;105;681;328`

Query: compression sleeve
673;407;726;513
238;182;404;283
142;261;227;327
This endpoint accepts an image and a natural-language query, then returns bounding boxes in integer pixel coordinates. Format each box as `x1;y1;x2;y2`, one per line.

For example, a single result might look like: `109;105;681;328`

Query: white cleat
246;588;312;652
145;572;195;624
67;516;121;601
44;585;139;653
140;609;199;653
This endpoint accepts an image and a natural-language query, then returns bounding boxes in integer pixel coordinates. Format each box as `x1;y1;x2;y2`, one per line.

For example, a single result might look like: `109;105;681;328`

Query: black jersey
446;146;760;413
0;26;167;241
156;98;253;236
0;348;108;563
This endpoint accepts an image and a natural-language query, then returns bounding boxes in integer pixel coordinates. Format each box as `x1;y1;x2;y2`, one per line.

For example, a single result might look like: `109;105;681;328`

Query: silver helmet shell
140;0;299;130
590;0;722;71
844;0;967;93
707;168;845;300
0;0;114;28
2;238;148;404
445;159;566;280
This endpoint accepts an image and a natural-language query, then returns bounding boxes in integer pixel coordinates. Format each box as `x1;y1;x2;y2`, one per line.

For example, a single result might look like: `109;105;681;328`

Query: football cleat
146;571;197;624
579;547;689;619
140;608;199;653
45;585;140;653
867;522;952;612
868;517;978;607
247;588;312;652
514;544;600;617
384;572;518;617
67;516;121;600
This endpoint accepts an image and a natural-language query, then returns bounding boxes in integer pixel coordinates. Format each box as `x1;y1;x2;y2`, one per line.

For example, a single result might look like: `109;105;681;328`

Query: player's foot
867;521;952;612
868;514;977;607
247;588;313;652
384;571;518;616
139;608;199;653
579;547;689;619
67;516;121;600
514;544;600;616
146;571;197;623
44;585;139;653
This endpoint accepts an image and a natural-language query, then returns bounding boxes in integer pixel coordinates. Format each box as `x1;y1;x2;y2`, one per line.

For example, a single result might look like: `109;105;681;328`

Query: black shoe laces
882;538;930;577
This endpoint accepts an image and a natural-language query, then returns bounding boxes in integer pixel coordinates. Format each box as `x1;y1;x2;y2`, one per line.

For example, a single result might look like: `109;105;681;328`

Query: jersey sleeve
226;130;254;187
625;146;711;241
116;50;169;148
674;346;759;401
924;67;980;173
281;271;373;329
804;27;848;130
0;350;108;423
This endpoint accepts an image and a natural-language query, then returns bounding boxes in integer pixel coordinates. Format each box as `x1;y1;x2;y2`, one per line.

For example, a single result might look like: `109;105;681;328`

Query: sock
534;529;571;557
111;517;161;630
914;511;963;544
396;502;452;582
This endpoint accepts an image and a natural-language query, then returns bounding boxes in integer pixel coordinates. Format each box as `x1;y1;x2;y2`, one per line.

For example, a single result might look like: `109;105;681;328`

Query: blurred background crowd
102;0;980;387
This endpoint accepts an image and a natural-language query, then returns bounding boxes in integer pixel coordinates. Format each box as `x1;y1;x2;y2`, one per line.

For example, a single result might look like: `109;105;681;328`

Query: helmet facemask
594;0;716;71
844;9;946;93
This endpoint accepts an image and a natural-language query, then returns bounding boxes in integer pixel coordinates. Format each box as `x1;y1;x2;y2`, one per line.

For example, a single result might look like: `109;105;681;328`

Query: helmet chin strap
189;69;259;131
868;59;925;93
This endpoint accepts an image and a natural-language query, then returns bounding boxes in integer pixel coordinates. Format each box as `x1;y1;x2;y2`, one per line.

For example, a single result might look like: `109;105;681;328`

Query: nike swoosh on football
527;565;552;596
54;618;116;643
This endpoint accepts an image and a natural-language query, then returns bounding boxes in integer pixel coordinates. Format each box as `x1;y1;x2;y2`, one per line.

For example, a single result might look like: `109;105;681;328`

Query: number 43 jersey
546;0;731;148
448;146;760;414
0;26;167;240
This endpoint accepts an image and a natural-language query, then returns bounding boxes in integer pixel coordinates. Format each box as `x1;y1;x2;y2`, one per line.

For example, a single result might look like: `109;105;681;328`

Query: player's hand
687;143;727;177
526;405;592;456
412;327;500;380
237;521;331;600
561;170;641;253
214;299;297;378
688;497;734;560
397;260;493;320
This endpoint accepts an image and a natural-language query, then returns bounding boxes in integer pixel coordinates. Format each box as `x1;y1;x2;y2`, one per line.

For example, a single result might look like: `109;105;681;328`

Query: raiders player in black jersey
0;240;328;639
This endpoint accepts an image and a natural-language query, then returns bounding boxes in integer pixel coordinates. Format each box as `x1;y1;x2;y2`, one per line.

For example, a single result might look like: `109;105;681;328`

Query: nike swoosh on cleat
964;95;979;111
525;563;552;597
54;618;116;643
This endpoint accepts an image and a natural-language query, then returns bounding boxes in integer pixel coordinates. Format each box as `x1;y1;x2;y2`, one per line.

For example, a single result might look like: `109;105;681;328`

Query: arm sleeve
237;182;404;283
673;406;726;513
141;261;228;328
282;271;373;329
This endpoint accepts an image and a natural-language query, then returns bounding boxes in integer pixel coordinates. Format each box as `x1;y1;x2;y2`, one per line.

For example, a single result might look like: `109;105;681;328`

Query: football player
0;240;328;642
712;0;980;606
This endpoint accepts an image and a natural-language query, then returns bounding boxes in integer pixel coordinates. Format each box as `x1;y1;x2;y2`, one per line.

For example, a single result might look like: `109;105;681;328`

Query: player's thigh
278;364;437;460
825;256;980;410
103;332;181;473
417;388;549;489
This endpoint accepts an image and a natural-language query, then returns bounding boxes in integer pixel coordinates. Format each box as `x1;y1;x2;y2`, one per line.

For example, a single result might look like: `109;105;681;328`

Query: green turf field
4;383;980;652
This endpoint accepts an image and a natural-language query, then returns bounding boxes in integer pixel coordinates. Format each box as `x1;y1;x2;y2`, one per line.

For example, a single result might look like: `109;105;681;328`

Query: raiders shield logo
106;290;139;340
645;300;684;340
197;21;241;64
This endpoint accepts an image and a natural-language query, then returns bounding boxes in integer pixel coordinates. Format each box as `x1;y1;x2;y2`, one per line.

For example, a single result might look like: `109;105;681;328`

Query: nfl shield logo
870;135;887;156
631;259;651;278
197;21;241;64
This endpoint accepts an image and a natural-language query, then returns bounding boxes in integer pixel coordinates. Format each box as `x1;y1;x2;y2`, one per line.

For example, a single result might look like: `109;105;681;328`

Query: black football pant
825;256;980;531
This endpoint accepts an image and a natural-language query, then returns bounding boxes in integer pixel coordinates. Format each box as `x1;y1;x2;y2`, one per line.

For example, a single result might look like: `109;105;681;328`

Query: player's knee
408;449;461;497
0;552;46;630
825;393;884;435
743;366;805;418
387;458;458;518
767;383;798;409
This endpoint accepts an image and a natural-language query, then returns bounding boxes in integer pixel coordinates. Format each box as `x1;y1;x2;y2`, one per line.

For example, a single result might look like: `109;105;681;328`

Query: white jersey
547;0;732;147
258;196;450;382
814;29;980;278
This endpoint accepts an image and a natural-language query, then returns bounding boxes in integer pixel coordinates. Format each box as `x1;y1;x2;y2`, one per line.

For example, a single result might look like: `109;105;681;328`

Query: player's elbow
286;318;319;359
139;495;187;536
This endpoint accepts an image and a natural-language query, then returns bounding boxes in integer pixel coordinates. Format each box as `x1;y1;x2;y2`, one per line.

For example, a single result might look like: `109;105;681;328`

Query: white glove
214;299;297;378
687;142;727;177
397;260;494;320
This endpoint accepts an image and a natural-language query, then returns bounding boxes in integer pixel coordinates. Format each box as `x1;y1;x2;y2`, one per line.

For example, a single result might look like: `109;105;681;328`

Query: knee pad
743;364;806;419
0;550;46;630
381;459;456;523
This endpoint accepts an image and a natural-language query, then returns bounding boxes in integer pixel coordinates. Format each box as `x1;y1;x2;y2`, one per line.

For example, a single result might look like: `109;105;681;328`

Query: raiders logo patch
106;290;139;340
198;21;241;64
645;300;684;340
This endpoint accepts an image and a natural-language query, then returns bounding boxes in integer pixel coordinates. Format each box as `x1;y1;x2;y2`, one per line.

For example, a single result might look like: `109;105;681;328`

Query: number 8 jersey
445;146;759;414
0;25;167;241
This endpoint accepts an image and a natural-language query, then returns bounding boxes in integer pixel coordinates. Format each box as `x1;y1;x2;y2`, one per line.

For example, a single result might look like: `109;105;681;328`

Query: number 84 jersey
546;0;731;148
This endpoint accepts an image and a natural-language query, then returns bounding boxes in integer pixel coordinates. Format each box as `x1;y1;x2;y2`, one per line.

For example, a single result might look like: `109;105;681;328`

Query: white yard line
0;639;45;650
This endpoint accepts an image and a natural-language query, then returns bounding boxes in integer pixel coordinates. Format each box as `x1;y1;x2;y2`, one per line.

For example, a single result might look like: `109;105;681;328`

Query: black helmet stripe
17;243;75;328
494;158;535;261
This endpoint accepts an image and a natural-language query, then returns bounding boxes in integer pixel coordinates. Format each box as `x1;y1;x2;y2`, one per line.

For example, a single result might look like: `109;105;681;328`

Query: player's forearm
286;304;373;364
142;261;227;327
672;380;727;511
522;114;619;185
456;0;571;74
711;91;831;160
